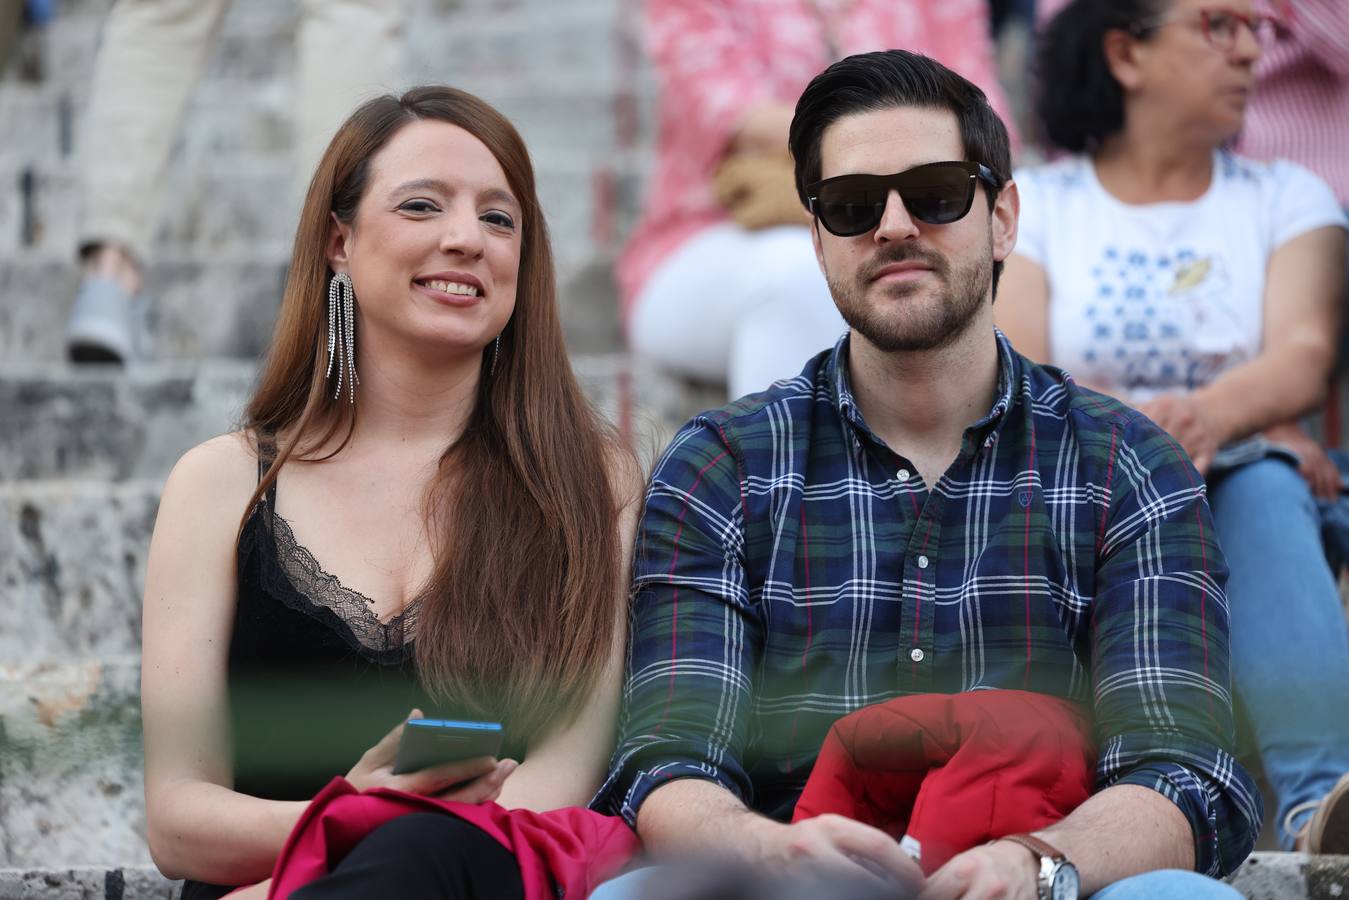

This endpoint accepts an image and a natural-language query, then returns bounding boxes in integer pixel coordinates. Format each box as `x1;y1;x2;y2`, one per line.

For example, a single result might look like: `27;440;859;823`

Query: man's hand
1136;394;1224;474
918;840;1040;900
746;814;926;895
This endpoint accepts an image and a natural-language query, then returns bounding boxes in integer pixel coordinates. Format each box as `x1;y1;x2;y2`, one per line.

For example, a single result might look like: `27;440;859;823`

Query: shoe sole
68;342;125;364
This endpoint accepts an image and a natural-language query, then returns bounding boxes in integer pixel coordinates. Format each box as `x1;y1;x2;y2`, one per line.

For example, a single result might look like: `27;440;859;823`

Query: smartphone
391;718;504;775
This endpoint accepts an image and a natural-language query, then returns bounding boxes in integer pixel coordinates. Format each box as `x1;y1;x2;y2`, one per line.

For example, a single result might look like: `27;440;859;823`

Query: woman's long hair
240;86;625;747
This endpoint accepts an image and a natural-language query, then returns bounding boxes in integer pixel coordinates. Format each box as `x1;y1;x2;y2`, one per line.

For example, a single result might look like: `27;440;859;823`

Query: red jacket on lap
793;690;1096;874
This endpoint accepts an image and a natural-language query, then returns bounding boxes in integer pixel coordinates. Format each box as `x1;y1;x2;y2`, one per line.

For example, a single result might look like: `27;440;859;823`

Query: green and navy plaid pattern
595;332;1261;877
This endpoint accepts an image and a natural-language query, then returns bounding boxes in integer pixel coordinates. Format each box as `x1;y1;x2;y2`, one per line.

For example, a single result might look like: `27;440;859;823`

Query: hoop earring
488;334;501;378
326;272;359;403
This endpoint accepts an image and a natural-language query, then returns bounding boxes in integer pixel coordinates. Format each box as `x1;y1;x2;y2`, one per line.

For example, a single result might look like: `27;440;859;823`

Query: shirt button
897;469;910;482
910;648;925;662
917;555;929;569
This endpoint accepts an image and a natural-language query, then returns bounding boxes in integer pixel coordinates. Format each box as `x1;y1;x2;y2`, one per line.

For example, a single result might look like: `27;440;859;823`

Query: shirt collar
828;329;1020;449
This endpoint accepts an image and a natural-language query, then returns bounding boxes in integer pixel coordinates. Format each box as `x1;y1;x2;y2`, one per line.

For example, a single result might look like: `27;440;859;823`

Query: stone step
0;254;632;362
0;867;176;899
0;148;646;264
0;657;150;870
0;481;158;663
0;356;717;482
31;0;635;96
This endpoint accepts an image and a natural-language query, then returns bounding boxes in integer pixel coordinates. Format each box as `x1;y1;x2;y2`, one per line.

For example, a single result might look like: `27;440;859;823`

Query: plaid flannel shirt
595;332;1262;877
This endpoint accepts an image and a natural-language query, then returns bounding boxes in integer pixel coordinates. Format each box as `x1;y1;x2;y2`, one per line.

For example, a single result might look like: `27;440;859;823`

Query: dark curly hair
1034;0;1168;152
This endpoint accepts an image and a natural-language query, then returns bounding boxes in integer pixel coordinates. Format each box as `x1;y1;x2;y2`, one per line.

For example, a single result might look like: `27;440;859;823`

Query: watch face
1051;862;1081;900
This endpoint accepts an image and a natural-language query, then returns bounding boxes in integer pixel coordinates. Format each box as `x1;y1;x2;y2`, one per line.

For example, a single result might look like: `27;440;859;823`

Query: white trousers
629;223;848;399
77;0;405;264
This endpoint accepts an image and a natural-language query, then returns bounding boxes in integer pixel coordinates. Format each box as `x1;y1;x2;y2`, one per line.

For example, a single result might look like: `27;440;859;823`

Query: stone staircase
0;2;1344;899
0;0;717;893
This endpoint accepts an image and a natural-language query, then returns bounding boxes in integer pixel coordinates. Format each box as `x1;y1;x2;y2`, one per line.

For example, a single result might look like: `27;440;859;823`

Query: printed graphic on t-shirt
1080;245;1246;398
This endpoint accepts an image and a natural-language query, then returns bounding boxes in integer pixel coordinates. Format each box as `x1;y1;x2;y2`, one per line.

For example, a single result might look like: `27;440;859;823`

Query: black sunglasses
806;161;1002;237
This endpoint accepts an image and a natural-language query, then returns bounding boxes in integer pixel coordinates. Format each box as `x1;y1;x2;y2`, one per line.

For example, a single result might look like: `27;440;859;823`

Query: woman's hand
1264;421;1342;501
346;710;518;802
1136;394;1224;474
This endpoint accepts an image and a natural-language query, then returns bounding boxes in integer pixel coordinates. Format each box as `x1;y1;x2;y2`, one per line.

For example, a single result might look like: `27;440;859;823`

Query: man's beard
827;239;992;353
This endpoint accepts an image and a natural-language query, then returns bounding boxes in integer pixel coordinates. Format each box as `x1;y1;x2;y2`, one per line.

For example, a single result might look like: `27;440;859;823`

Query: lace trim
268;506;422;655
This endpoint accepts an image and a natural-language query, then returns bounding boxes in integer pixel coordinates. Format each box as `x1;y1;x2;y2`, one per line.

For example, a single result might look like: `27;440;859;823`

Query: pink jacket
262;779;640;900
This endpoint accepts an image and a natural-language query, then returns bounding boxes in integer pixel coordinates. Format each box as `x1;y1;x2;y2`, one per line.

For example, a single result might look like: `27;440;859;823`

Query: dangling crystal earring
488;334;501;378
326;272;359;402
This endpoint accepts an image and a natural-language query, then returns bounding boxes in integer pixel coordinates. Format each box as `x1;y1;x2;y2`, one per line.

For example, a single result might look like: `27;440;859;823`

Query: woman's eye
398;200;439;214
482;211;516;230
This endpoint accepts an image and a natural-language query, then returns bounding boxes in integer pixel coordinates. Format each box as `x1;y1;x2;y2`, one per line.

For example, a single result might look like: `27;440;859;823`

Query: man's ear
326;212;353;273
991;179;1019;264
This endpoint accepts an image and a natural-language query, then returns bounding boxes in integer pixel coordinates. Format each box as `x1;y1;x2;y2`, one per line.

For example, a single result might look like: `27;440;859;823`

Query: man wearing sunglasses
595;50;1257;900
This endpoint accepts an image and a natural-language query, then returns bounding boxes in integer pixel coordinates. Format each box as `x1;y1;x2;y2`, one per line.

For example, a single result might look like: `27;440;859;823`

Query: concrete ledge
0;356;720;481
1227;851;1349;899
0;867;176;900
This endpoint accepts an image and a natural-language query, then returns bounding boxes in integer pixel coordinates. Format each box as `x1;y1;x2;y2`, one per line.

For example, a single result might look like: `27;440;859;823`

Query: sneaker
1289;773;1349;854
66;274;141;363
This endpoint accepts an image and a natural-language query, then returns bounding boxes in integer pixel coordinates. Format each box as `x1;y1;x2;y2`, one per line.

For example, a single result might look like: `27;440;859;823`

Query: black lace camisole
181;439;519;898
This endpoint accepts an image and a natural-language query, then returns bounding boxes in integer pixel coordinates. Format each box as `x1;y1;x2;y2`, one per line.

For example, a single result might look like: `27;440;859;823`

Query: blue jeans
1208;458;1349;847
590;867;1242;899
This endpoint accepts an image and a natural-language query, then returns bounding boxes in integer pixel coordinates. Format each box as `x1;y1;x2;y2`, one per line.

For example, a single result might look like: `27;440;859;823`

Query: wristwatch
1000;833;1080;900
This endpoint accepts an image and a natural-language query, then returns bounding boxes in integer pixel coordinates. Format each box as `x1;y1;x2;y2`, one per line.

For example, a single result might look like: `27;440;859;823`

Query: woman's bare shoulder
161;431;261;519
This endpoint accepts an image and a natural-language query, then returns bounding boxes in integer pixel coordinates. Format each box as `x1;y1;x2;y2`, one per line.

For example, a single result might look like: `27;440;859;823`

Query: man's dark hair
1034;0;1165;152
789;49;1013;293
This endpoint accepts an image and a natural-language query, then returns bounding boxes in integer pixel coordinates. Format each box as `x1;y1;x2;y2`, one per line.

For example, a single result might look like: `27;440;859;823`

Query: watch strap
1001;833;1068;864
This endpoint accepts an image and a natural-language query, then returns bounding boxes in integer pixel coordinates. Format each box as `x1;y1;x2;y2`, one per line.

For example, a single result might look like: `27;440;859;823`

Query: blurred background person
996;0;1349;854
620;0;1015;399
1236;0;1348;211
67;0;404;363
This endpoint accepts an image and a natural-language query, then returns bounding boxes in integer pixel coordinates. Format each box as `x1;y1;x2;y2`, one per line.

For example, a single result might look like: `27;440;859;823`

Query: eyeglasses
806;161;1002;237
1130;6;1280;53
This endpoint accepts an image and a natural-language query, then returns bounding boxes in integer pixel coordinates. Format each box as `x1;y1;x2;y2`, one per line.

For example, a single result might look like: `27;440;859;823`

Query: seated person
997;0;1349;853
594;49;1260;900
140;85;640;898
622;0;1012;398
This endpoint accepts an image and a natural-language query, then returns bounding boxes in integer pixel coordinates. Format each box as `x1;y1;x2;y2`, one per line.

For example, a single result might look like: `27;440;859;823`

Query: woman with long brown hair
140;85;641;898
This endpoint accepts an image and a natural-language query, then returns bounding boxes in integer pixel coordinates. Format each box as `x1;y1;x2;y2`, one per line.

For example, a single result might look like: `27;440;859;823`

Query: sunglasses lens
901;166;975;225
815;182;887;236
813;164;976;235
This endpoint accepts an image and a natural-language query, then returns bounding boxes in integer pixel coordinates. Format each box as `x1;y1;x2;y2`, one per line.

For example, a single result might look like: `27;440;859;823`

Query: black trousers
290;812;526;899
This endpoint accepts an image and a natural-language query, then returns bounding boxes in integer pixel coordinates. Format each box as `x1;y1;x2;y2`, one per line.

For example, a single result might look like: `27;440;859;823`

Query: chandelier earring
325;271;359;402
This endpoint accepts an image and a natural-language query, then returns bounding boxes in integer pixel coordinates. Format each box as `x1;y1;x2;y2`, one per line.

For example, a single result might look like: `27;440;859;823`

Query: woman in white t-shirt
997;0;1349;853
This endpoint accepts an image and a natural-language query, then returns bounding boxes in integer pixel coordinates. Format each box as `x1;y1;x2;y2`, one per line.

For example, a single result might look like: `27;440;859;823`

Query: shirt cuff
1109;762;1259;878
601;761;750;828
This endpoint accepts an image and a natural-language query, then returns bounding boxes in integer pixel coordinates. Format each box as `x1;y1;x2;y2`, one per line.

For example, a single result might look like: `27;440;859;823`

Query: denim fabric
1208;457;1349;847
590;866;1243;900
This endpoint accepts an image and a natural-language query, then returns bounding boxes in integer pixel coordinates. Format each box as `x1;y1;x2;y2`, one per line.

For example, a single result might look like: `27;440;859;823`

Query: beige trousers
77;0;405;265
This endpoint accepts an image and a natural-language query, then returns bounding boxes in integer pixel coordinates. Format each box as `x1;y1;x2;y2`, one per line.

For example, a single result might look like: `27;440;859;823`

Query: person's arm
142;436;510;884
141;435;309;883
919;785;1192;900
593;420;923;889
921;413;1261;899
1187;224;1345;445
495;454;646;811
